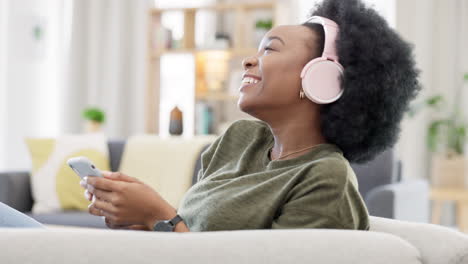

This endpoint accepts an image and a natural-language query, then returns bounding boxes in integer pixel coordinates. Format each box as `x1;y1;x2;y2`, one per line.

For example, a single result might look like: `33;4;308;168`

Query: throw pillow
25;133;110;213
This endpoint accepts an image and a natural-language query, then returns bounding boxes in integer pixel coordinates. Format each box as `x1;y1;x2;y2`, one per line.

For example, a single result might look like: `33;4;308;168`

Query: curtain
62;0;150;138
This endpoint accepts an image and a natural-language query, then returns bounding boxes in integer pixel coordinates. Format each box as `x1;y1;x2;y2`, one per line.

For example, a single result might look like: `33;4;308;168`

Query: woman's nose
242;56;258;70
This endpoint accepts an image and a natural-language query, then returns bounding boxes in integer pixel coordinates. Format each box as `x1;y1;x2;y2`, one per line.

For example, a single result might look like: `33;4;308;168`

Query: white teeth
242;77;259;84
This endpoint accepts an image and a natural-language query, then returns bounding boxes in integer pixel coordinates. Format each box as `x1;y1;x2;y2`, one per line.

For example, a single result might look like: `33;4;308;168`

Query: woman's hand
82;171;178;230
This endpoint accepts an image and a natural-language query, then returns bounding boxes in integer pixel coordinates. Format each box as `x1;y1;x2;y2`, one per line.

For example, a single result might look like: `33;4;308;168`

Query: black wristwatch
153;214;184;232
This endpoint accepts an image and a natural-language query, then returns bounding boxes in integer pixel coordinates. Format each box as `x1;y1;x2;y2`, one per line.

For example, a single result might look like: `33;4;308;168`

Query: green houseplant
254;18;273;46
409;73;468;155
255;19;273;30
82;107;106;133
409;73;468;187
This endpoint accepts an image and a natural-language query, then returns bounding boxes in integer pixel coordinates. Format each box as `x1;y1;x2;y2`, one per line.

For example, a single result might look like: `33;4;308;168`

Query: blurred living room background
1;0;468;232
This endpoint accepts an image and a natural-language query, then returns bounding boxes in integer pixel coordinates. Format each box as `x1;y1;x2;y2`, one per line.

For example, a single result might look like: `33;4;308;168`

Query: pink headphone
301;16;344;104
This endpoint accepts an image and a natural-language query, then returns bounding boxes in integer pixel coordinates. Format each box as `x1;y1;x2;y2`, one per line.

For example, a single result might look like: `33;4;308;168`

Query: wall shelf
146;2;276;135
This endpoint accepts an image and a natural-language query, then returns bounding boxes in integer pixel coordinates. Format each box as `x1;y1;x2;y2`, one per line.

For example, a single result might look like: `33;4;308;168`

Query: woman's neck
266;117;327;161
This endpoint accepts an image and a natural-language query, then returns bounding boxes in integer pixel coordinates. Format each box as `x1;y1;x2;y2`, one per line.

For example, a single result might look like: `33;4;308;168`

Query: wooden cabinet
431;187;468;233
146;2;277;135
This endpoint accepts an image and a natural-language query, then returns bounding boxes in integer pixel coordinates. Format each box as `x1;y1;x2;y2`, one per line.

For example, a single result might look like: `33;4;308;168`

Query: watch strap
153;214;184;232
168;214;183;227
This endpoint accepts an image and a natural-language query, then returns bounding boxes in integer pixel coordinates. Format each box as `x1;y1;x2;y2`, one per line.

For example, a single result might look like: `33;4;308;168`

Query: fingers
104;217;130;229
86;176;121;192
87;184;95;194
88;203;105;217
92;188;116;204
104;217;118;229
103;218;147;231
83;189;93;201
92;198;118;214
88;201;117;223
103;171;138;183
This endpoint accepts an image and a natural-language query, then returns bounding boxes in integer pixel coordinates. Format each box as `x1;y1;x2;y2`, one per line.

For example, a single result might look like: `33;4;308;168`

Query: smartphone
67;156;102;179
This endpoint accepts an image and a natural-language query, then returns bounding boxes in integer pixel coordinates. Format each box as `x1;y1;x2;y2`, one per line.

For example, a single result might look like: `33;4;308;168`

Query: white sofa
0;216;467;264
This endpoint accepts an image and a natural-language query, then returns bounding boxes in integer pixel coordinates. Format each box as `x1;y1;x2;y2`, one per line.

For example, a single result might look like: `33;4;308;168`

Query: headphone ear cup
301;58;344;104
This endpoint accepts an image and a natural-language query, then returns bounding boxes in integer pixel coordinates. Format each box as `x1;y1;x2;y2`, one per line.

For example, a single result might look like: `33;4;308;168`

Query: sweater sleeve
271;158;370;230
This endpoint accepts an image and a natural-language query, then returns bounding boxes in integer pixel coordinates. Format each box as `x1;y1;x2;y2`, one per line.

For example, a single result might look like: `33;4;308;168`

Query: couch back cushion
108;140;126;172
118;135;216;209
350;149;398;199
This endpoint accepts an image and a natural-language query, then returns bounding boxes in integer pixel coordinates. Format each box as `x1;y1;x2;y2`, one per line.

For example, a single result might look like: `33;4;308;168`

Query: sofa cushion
118;135;216;208
0;228;421;264
27;211;107;229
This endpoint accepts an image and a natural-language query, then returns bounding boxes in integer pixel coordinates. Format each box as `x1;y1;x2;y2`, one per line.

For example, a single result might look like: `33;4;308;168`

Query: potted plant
409;73;468;187
254;18;273;46
82;107;106;133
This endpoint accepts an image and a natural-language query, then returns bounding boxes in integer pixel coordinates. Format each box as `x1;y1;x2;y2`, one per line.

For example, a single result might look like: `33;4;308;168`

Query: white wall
363;0;396;28
0;0;8;170
4;0;46;170
395;0;468;181
1;0;69;170
395;0;434;181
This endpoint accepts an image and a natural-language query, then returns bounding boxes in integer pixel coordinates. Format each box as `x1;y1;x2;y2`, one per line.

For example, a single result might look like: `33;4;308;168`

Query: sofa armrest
0;171;33;212
366;179;430;223
370;216;468;264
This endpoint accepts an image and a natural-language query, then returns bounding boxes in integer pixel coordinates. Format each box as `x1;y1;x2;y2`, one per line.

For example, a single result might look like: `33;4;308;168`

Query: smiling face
238;25;322;118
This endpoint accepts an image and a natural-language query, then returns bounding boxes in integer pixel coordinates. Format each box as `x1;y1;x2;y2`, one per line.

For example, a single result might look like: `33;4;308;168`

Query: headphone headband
305;16;340;62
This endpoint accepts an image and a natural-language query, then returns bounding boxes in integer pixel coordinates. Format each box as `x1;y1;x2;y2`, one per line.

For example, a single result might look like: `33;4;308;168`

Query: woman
0;0;419;232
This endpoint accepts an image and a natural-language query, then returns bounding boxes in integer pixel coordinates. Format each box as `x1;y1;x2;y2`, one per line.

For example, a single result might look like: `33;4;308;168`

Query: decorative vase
431;153;468;188
169;106;183;135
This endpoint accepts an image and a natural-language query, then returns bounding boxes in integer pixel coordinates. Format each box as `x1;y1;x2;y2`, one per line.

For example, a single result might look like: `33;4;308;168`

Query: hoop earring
299;89;305;99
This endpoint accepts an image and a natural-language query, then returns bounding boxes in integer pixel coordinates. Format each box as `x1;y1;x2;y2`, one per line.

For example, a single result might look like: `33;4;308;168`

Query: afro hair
303;0;421;163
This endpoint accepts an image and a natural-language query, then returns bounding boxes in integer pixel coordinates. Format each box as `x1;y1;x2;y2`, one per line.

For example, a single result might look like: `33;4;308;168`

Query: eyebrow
266;36;285;45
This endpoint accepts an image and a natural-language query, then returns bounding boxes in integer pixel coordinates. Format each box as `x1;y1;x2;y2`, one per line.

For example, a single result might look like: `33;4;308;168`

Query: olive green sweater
177;119;370;231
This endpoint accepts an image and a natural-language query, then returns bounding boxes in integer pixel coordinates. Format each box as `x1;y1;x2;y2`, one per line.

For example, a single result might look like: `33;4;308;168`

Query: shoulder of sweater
300;154;351;187
285;155;352;202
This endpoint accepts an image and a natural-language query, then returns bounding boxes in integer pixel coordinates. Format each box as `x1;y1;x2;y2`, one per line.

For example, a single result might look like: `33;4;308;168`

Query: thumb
102;171;138;183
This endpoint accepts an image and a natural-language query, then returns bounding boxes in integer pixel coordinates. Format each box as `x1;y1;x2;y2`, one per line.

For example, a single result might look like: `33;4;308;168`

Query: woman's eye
264;47;274;52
